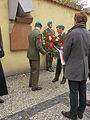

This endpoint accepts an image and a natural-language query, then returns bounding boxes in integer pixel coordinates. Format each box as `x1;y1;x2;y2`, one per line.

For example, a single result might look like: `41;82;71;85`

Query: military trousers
68;80;86;118
55;57;65;79
46;53;53;69
29;60;40;89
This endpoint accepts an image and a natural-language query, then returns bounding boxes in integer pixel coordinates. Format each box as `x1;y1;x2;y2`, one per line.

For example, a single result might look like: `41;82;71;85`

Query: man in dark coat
52;24;66;84
27;21;46;91
43;21;55;72
61;12;90;120
0;28;8;103
86;29;90;106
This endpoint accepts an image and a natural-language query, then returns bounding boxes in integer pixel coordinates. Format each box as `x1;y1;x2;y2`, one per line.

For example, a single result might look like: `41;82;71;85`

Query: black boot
61;111;77;120
78;114;83;119
52;77;59;83
32;87;42;91
50;67;54;72
46;68;52;72
60;76;66;84
0;99;4;103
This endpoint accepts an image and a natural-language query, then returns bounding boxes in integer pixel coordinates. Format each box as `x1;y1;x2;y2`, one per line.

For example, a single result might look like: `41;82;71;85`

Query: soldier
52;24;66;84
27;21;46;91
43;21;55;72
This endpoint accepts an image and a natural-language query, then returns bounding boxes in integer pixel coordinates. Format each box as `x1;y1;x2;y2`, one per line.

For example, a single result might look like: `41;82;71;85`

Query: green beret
35;21;43;27
47;21;52;25
56;24;65;30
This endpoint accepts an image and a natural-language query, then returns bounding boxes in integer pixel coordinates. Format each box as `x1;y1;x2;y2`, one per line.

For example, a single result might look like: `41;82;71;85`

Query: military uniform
43;27;55;71
52;24;66;84
53;32;66;81
27;26;46;90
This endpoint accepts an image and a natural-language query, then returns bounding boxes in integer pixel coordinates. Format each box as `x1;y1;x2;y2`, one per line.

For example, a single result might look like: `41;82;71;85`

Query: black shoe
46;68;52;72
0;99;4;103
60;77;66;84
78;114;83;119
29;84;32;87
61;111;77;120
52;77;59;82
32;87;42;91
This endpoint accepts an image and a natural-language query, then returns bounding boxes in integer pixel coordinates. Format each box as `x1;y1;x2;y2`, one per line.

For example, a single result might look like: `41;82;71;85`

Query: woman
86;30;90;106
0;27;8;103
61;11;90;120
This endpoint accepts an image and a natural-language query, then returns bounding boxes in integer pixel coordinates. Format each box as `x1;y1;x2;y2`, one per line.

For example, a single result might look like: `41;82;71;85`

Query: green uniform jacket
58;32;66;42
27;29;46;60
43;28;55;36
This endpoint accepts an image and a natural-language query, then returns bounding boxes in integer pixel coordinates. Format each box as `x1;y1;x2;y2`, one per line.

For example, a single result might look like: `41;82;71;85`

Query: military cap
35;21;43;27
47;21;52;25
56;24;65;30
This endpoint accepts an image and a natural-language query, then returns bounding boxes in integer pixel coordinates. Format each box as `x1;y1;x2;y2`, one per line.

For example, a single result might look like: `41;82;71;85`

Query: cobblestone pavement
0;69;90;120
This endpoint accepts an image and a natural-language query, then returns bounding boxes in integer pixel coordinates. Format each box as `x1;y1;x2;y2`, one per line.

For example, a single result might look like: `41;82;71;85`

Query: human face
48;23;52;28
57;28;63;34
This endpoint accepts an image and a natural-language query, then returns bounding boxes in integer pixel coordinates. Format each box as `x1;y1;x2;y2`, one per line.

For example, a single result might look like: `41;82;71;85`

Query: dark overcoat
63;22;90;81
0;28;8;96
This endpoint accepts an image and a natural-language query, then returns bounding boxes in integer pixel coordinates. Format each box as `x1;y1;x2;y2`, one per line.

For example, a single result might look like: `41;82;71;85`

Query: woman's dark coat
0;28;8;96
63;22;90;81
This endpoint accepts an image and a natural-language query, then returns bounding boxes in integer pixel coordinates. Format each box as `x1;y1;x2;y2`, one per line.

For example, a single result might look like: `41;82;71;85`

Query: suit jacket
27;28;46;60
63;22;90;81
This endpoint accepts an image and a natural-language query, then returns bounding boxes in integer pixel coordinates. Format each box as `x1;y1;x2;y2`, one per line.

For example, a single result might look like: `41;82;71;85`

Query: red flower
46;35;49;39
58;39;60;42
58;46;60;49
52;39;54;43
48;39;51;42
61;42;64;47
62;41;64;44
52;43;54;47
51;34;53;39
55;36;57;39
50;45;53;49
47;44;49;48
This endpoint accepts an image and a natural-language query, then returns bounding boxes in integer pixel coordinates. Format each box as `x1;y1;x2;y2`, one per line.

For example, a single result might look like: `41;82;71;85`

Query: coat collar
68;22;86;33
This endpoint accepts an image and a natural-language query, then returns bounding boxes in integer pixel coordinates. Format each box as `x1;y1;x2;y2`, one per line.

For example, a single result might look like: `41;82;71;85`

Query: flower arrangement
43;33;64;58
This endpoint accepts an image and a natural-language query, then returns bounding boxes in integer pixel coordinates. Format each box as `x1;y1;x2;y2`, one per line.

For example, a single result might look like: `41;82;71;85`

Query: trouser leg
63;65;65;77
55;58;62;79
46;54;49;69
46;53;53;69
0;61;8;96
49;54;53;68
29;60;40;89
29;60;32;86
60;65;66;84
68;80;78;118
78;80;86;115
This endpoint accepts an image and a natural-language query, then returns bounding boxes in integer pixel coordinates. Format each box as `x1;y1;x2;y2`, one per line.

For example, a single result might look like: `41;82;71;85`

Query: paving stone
0;69;90;120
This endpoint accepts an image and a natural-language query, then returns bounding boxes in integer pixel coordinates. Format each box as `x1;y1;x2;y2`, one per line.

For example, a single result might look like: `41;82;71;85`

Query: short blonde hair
74;11;87;23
